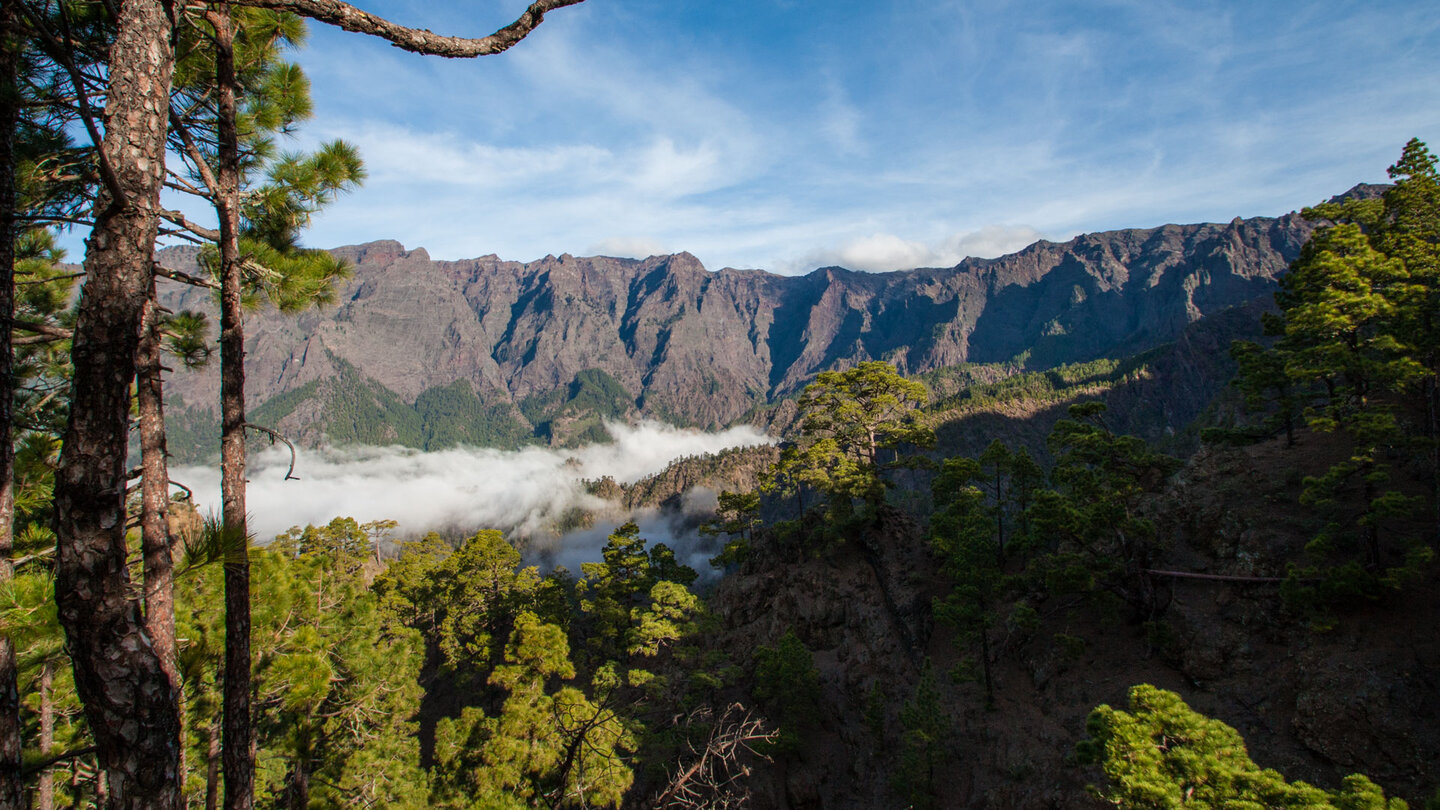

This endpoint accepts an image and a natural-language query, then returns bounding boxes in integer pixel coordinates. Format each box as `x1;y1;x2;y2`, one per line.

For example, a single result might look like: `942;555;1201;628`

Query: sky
189;1;1440;274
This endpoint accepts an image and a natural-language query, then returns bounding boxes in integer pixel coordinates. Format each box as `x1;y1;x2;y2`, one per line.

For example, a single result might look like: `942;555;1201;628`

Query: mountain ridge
156;206;1319;452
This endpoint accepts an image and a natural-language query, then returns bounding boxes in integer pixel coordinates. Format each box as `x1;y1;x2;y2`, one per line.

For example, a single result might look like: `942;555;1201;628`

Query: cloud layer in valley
171;421;771;553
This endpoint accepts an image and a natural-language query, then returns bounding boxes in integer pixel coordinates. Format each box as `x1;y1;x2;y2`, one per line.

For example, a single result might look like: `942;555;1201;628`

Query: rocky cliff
157;210;1313;453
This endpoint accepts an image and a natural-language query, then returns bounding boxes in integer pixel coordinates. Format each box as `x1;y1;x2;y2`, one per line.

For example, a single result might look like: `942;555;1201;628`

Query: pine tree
1235;141;1440;584
796;361;933;508
1030;402;1179;619
26;1;583;802
930;456;1002;705
1078;684;1407;809
432;613;634;809
165;12;365;803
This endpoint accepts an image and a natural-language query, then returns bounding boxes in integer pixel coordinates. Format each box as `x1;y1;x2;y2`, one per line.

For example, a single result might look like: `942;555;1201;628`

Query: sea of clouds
170;420;771;571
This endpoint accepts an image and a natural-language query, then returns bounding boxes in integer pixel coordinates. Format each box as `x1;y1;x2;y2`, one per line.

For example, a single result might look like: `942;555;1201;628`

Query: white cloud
631;137;729;197
942;225;1049;260
785;224;1049;273
171;421;772;544
586;236;668;259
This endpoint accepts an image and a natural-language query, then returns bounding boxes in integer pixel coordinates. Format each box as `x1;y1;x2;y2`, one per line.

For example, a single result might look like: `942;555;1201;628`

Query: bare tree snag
243;423;299;480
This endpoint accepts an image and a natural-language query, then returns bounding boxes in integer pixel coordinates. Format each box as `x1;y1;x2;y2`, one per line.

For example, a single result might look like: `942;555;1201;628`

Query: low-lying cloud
171;421;772;549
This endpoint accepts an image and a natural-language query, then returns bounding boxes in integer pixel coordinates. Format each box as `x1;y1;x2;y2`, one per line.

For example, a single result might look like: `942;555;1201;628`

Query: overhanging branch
227;0;586;58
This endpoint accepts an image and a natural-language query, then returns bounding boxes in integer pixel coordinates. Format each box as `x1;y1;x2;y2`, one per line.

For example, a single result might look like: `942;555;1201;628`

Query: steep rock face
158;212;1312;441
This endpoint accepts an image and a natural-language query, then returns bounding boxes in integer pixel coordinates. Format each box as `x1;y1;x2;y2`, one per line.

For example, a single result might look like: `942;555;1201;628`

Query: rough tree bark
50;0;183;808
0;1;21;803
138;281;185;792
138;286;179;686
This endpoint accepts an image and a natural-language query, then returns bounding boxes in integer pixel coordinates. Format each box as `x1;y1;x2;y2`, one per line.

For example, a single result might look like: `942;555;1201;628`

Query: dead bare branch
243;422;300;480
651;703;776;809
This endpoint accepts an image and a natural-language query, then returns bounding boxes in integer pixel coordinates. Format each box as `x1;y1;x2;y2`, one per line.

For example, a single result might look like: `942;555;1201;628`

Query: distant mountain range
157;204;1324;458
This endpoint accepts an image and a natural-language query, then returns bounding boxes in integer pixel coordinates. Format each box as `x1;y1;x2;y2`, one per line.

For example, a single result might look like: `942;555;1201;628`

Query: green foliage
577;522;700;670
703;489;762;568
751;630;821;752
798;360;934;472
432;613;635;809
893;662;949;810
373;529;553;690
519;368;634;446
1031;402;1179;617
374;520;710;807
762;362;933;540
5;570;88;807
1078;685;1407;809
1230;338;1303;445
930;455;1004;703
1233;140;1440;610
11;230;75;450
313;355;429;446
928;352;1161;414
248;367;540;455
174;527;430;809
172;6;364;305
414;379;533;450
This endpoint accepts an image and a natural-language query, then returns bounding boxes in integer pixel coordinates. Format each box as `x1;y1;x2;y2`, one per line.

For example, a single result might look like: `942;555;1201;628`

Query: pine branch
227;0;586;58
11;319;73;341
159;208;222;242
21;746;97;778
154;263;220;290
14;2;128;209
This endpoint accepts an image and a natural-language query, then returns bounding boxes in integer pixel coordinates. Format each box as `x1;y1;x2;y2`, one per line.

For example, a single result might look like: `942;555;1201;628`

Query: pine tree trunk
0;4;24;806
139;286;180;686
1428;373;1439;545
205;716;221;810
286;756;309;810
977;593;994;709
209;8;254;810
38;661;54;810
51;0;183;807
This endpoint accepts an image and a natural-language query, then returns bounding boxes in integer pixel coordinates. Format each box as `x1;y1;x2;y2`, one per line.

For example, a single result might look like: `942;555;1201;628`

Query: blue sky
224;1;1440;273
